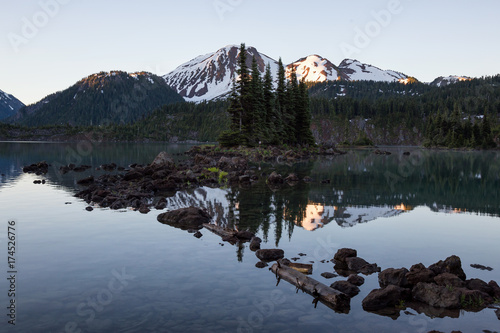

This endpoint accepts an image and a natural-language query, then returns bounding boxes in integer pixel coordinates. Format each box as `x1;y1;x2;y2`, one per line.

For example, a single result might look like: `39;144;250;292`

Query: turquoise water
0;142;499;332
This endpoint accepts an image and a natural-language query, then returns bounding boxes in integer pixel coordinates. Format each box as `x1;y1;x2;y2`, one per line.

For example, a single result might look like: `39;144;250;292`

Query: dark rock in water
41;179;46;184
139;206;150;214
33;180;42;184
321;272;337;279
403;151;411;156
157;207;211;230
151;151;175;169
298;253;307;257
348;274;365;286
434;273;465;288
330;281;360;298
488;280;500;298
235;230;254;241
379;268;410;288
193;231;203;238
466;278;493;295
255;261;268;269
412;282;461;309
303;176;313;183
23;161;49;175
428;255;466;281
285;173;300;183
85;206;93;212
362;285;411;311
255;249;284;261
345;257;380;275
321;179;330;184
333;248;357;265
406;263;436;285
155;198;167;210
77;175;94;185
267;171;283;184
249;237;262;251
101;163;117;171
470;264;493;271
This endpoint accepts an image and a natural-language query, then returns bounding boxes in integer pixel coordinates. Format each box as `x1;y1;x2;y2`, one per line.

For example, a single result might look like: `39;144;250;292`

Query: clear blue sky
1;0;499;105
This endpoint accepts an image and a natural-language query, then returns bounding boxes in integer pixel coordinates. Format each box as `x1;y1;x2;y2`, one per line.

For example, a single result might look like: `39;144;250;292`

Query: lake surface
0;142;499;333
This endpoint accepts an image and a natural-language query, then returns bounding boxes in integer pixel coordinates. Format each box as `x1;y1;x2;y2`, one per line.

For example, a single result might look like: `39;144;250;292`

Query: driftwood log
202;223;237;238
270;262;350;313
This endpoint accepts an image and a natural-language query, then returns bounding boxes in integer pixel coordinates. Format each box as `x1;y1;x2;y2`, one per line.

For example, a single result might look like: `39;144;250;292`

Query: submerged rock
267;171;283;185
255;249;284;261
348;274;365;287
330;281;360;298
157;207;211;230
362;285;411;311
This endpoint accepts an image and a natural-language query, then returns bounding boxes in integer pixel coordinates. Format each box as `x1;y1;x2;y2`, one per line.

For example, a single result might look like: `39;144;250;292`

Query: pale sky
1;0;499;105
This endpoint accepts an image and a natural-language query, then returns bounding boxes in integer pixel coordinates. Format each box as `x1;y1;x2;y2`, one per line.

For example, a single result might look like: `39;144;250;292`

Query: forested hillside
8;71;184;126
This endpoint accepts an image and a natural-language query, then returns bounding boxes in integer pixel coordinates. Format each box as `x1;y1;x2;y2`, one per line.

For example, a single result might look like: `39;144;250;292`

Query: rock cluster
333;248;381;275
363;255;500;312
71;152;251;213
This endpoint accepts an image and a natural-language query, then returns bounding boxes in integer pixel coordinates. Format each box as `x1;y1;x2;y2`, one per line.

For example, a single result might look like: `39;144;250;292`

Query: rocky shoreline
154;205;500;326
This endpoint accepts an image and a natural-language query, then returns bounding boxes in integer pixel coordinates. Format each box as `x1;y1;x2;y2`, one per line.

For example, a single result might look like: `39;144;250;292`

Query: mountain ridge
7;71;184;126
163;45;417;102
0;89;25;120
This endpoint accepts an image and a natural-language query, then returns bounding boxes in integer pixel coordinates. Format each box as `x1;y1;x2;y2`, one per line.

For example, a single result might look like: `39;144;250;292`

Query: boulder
379;268;410;288
285;173;300;183
255;249;284;261
348;274;365;287
434;273;465;288
428;255;466;281
321;272;338;279
465;278;493;295
362;285;411;311
330;281;360;298
333;248;357;264
406;263;436;285
249;237;262;251
77;175;94;185
157;207;211;230
267;171;283;184
412;282;461;309
488;280;500;298
150;151;175;168
345;257;380;275
123;171;143;181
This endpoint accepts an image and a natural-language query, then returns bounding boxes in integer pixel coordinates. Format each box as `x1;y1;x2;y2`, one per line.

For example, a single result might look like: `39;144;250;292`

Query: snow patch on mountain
286;55;339;82
338;59;408;82
163;45;279;102
430;75;472;87
0;89;25;120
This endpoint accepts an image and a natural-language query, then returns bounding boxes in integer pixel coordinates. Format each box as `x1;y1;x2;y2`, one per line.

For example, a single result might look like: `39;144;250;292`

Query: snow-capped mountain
286;55;340;82
338;59;408;82
163;46;417;102
0;89;24;120
430;75;472;87
163;45;279;102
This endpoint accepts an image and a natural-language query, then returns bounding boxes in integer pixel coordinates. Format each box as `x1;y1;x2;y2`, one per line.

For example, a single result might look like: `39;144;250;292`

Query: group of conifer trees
218;43;315;147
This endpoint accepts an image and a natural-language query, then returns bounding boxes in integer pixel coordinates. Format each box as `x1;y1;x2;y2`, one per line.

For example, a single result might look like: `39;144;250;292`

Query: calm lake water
0;142;499;333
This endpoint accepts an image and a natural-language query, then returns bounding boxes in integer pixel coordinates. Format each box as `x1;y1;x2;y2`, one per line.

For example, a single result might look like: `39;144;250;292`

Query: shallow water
0;142;499;332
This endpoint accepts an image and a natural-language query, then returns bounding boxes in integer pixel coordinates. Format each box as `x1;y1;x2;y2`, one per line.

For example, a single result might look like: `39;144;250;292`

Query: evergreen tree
249;56;264;144
295;80;316;145
263;63;280;144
